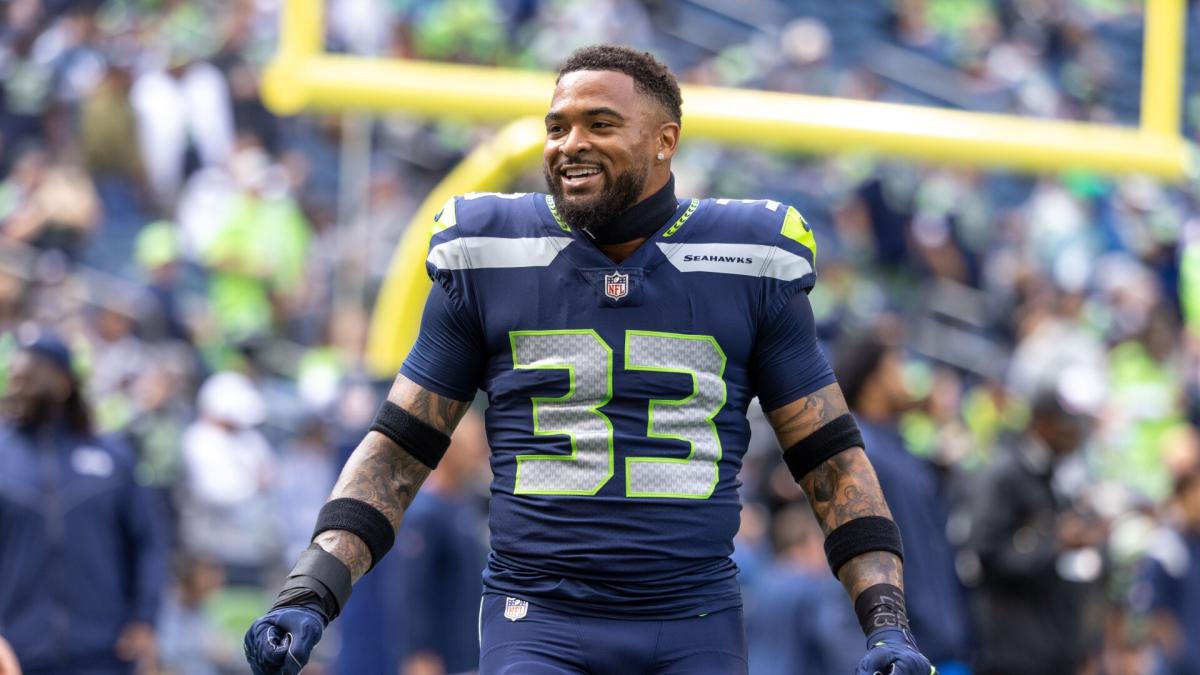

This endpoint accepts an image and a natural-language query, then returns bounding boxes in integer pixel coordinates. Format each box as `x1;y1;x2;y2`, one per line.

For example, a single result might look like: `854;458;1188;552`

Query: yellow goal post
260;0;1193;376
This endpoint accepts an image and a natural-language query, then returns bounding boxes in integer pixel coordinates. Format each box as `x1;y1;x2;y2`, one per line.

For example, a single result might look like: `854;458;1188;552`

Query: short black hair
833;333;890;411
557;44;683;124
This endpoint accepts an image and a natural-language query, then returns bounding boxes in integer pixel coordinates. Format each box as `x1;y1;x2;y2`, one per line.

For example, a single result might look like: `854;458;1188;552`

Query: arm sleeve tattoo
314;374;471;581
767;382;903;600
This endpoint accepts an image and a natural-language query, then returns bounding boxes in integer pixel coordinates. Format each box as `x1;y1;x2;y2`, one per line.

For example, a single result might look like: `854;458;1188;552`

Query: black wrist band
272;543;353;622
313;498;395;571
854;583;912;638
823;515;904;577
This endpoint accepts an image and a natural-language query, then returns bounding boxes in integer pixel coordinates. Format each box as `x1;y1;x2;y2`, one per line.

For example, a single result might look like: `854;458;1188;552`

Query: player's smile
543;70;649;205
557;163;606;193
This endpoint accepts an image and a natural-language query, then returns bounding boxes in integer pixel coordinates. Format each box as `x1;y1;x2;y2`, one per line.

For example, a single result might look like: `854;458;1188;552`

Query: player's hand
855;628;936;675
244;603;326;675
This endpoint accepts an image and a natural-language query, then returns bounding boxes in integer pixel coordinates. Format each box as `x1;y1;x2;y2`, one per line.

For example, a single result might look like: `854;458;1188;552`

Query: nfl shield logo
504;596;529;621
604;271;629;301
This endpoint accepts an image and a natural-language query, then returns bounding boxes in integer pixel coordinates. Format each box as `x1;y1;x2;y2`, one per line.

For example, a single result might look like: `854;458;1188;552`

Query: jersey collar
537;194;701;274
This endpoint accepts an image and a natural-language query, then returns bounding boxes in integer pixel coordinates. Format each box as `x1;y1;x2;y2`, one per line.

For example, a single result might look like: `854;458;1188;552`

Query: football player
246;44;935;675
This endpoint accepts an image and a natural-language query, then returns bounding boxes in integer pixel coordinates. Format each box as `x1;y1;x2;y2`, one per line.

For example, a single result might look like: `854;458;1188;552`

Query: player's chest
473;262;759;367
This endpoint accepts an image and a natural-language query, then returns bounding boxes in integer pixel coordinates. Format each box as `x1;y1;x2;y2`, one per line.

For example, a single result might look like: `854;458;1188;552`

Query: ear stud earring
657;152;665;161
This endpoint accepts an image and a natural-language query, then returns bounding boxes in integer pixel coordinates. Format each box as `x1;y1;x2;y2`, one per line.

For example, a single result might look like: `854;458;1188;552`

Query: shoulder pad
667;198;816;284
426;192;571;275
712;197;787;215
431;192;534;238
779;204;817;264
710;199;815;257
705;196;820;263
431;196;458;234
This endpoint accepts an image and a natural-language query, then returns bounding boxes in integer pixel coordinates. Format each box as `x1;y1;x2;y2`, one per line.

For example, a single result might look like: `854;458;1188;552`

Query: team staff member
247;45;935;675
0;333;169;674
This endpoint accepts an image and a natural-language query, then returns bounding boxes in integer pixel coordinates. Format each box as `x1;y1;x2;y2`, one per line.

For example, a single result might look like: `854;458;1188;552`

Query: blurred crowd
2;0;1200;674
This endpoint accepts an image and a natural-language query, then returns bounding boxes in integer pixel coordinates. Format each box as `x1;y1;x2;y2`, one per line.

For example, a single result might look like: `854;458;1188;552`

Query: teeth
565;168;600;178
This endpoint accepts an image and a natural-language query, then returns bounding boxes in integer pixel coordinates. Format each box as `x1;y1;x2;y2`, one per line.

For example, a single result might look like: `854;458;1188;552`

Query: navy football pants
478;594;748;675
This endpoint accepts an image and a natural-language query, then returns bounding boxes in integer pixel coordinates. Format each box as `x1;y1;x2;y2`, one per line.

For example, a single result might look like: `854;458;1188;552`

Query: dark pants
479;593;747;675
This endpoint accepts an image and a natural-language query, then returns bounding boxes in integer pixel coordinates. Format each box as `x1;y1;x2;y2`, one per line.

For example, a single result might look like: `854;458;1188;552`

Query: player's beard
544;161;648;238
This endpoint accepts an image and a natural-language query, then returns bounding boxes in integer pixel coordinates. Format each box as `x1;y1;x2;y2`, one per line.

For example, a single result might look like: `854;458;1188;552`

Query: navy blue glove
855;628;936;675
244;603;327;675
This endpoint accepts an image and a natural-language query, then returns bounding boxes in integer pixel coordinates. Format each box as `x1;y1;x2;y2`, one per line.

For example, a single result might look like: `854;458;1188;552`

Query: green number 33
509;329;727;499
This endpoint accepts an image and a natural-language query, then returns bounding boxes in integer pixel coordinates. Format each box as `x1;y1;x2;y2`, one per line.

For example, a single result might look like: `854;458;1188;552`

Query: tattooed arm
244;374;472;675
314;374;472;581
766;382;902;599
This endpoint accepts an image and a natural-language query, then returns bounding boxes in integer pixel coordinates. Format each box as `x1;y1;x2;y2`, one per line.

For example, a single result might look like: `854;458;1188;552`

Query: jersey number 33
510;329;726;500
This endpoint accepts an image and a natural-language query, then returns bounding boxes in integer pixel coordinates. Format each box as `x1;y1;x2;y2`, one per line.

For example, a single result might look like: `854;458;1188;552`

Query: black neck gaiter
582;175;678;245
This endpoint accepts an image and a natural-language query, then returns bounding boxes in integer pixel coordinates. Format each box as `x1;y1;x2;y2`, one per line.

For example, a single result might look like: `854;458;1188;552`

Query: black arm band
369;400;452;469
313;498;395;571
272;543;353;621
854;583;914;639
823;515;904;578
781;413;863;482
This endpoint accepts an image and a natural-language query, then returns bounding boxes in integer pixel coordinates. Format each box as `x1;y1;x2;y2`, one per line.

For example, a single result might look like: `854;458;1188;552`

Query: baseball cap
20;332;74;377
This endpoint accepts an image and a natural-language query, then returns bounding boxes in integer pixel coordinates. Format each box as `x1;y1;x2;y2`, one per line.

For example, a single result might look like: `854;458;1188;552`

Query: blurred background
2;0;1200;674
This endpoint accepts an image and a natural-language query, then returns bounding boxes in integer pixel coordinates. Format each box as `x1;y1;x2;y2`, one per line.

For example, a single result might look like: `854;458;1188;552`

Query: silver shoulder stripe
429;236;572;270
657;243;813;280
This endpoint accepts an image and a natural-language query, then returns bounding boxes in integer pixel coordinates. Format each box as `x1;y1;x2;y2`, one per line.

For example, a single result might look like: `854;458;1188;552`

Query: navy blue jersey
401;191;833;619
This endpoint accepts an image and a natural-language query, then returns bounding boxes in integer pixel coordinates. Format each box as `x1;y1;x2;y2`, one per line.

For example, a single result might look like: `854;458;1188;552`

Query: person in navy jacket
835;332;975;673
0;333;169;675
